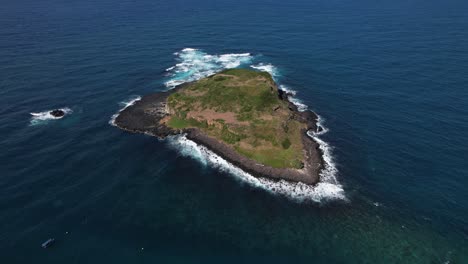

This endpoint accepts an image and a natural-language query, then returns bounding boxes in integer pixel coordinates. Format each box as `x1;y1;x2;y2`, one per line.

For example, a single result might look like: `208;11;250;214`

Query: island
115;69;323;184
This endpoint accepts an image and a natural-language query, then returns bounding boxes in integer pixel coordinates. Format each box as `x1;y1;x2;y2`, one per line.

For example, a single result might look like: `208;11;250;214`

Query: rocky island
115;69;323;184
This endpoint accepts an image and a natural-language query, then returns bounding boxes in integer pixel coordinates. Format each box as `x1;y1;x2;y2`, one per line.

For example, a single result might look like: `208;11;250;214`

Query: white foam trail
290;98;308;112
165;48;253;88
30;107;72;126
278;84;297;96
307;122;340;188
167;134;345;203
313;115;329;135
109;96;141;126
250;63;278;77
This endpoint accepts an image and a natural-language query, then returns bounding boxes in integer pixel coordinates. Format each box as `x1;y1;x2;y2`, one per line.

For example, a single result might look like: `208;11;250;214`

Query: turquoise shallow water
1;0;468;263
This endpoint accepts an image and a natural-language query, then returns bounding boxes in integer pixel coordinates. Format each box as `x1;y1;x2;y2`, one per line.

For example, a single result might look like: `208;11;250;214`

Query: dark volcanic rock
295;111;318;131
277;87;295;101
50;109;65;117
277;88;288;100
114;84;188;137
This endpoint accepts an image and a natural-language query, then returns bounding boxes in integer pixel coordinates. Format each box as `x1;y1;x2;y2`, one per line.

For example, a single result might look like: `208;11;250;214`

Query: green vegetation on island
164;68;307;169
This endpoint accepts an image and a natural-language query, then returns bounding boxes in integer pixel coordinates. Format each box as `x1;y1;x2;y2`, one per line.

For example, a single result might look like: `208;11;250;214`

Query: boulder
50;109;65;117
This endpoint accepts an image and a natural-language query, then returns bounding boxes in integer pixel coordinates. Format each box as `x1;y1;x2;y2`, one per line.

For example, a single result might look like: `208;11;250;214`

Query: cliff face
114;71;323;185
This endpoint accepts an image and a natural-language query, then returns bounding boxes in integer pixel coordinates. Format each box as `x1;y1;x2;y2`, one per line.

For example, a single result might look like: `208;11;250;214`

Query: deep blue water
1;0;468;262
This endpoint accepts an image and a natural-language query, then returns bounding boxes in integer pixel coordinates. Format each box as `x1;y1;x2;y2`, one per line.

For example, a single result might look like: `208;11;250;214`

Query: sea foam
30;107;72;126
161;49;346;203
165;48;253;88
250;63;278;77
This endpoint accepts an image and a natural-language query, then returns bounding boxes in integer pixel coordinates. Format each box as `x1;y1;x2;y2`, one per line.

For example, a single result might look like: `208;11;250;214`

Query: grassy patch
282;138;291;149
165;68;306;169
221;125;246;144
168;117;208;129
167;116;189;129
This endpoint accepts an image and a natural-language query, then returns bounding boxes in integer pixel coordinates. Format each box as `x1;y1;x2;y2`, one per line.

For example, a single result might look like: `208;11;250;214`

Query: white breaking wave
278;84;297;96
109;96;141;126
162;48;345;203
164;48;253;88
30;107;72;125
307;130;340;185
313;115;329;136
168;134;345;203
280;84;308;112
289;97;309;112
250;63;279;77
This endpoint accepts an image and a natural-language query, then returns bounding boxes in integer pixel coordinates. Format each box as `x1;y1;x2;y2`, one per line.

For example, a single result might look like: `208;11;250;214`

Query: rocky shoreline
114;82;323;185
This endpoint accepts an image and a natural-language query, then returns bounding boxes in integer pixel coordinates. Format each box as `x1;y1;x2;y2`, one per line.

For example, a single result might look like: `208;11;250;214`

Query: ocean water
1;0;467;263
